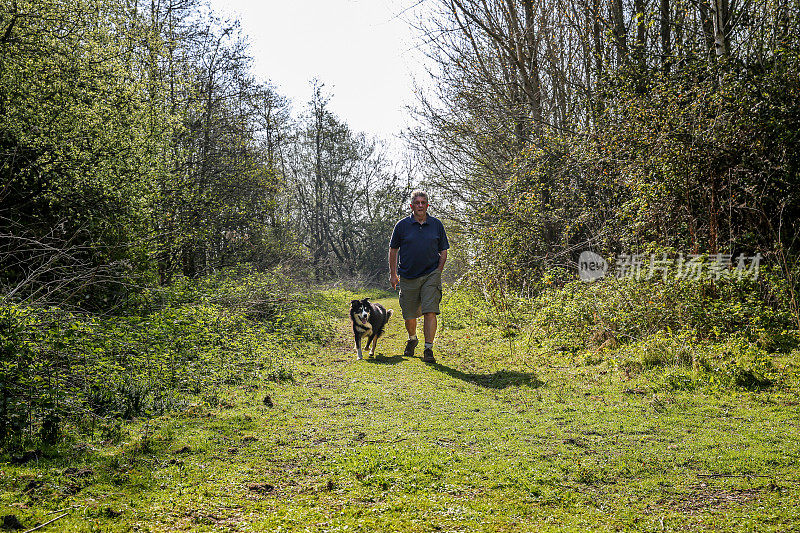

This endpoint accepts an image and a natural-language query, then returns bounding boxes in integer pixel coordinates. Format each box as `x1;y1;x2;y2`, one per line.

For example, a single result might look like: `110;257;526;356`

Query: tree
287;82;406;281
410;0;800;294
0;0;302;303
0;0;163;306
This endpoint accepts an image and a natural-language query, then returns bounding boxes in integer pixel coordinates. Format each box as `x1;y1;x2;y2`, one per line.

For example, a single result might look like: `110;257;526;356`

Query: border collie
349;298;392;359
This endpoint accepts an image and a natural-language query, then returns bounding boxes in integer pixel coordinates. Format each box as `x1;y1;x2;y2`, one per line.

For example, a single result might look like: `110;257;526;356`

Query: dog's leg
369;335;378;357
355;333;363;360
367;334;377;357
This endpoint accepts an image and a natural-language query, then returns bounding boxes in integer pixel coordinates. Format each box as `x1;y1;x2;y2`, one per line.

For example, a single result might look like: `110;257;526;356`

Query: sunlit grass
2;290;799;531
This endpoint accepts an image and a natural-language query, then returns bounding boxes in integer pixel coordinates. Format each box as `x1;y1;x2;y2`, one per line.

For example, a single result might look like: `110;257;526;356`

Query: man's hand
388;247;400;290
437;249;448;273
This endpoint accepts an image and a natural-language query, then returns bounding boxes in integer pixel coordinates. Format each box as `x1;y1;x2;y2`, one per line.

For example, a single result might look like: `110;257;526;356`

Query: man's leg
399;276;421;357
422;312;437;362
419;270;442;363
405;318;417;337
403;318;418;357
423;312;437;344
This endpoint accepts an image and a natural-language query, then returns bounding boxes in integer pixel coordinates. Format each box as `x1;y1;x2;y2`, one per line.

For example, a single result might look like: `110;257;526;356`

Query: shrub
662;368;697;391
0;269;338;448
440;288;499;330
713;339;776;390
441;268;793;391
520;272;796;354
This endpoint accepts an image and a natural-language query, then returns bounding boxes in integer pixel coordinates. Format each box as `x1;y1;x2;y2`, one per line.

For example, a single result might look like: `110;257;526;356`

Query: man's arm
438;249;447;272
389;247;399;289
438;219;450;273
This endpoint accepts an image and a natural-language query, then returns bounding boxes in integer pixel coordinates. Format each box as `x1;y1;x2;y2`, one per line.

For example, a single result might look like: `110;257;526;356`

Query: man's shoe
422;347;436;363
404;338;418;358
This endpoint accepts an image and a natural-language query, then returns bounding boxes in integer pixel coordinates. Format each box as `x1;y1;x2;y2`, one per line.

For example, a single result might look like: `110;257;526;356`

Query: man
389;190;449;363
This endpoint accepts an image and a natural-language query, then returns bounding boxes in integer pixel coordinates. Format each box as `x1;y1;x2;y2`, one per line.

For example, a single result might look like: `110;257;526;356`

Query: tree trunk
710;0;729;58
660;0;671;72
634;0;646;72
611;0;628;66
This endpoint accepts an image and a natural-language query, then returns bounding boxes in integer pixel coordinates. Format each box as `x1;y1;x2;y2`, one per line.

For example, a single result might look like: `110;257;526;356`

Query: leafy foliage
0;0;160;305
0;270;341;448
414;0;800;336
441;276;796;393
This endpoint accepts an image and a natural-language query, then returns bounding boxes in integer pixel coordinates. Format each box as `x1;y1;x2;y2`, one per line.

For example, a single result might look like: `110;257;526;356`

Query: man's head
409;190;429;220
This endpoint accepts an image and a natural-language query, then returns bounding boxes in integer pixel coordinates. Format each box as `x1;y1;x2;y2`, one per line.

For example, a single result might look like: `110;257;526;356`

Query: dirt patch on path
660;484;765;512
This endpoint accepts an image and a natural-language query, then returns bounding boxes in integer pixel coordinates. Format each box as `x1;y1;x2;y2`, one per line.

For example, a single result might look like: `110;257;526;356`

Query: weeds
0;269;346;451
440;273;797;398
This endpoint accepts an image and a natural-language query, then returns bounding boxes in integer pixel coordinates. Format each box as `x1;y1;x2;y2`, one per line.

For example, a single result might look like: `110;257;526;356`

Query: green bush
440;288;499;330
521;272;797;352
440;269;794;392
0;270;340;449
712;339;776;390
662;368;697;391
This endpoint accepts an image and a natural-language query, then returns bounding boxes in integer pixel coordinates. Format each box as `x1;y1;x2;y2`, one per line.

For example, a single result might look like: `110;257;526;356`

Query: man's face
411;196;428;218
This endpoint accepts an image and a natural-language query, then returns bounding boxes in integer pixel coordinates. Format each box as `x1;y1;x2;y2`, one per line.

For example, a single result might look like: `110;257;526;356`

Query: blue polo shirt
389;214;450;279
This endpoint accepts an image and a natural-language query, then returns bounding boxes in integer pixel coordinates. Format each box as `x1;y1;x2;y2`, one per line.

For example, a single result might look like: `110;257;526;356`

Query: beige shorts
398;269;442;320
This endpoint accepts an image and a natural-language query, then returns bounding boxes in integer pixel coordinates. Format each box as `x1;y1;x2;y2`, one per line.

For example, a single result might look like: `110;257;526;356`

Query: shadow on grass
429;362;544;389
365;354;407;365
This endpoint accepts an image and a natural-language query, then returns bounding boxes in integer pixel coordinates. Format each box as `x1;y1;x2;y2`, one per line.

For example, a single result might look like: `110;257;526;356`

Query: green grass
2;292;800;531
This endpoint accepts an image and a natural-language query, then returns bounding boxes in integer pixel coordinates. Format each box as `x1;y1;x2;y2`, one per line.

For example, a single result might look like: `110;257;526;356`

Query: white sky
206;0;429;147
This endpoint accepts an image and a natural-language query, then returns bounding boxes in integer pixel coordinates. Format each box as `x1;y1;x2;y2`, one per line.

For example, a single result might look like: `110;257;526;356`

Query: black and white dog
349;298;392;360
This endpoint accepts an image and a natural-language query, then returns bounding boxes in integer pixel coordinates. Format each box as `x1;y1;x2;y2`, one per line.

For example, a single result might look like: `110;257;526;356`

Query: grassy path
4;295;800;531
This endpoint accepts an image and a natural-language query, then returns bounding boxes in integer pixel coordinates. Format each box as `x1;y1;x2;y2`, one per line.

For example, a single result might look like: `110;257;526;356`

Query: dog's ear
362;297;370;302
350;299;360;306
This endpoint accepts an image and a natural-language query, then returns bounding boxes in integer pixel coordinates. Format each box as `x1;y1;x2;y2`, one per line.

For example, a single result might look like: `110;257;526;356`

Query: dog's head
350;298;371;324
